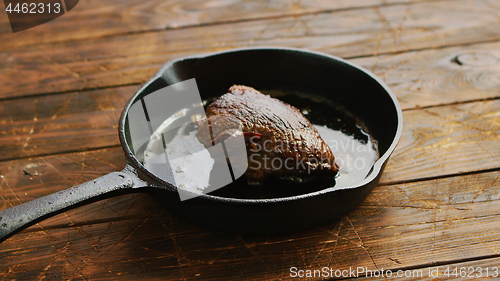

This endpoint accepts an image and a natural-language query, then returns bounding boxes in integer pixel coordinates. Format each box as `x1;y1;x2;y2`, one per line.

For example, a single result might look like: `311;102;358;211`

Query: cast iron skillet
0;47;402;242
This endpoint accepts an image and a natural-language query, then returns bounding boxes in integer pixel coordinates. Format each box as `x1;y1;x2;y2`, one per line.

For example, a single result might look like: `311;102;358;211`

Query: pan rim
119;46;403;204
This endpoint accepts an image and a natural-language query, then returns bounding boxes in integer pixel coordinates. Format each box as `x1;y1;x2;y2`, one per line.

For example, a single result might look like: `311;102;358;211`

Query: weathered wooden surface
0;86;136;161
1;170;499;280
357;256;500;280
353;41;500;110
1;0;500;279
2;41;499;161
0;0;429;50
1;98;498;193
2;0;500;98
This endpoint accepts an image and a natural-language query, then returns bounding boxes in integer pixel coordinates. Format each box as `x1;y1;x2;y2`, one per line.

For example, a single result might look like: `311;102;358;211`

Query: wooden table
1;0;500;280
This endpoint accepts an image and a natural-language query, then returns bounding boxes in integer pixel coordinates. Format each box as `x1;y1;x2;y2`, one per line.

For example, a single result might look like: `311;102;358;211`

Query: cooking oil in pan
141;91;378;199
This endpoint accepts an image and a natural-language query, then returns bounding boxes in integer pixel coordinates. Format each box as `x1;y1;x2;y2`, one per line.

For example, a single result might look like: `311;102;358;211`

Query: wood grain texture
1;97;498;184
1;96;498;233
0;86;136;161
0;97;498;280
352;40;500;110
381;99;500;183
0;0;427;50
1;168;498;280
0;148;125;212
1;41;500;161
2;0;500;99
357;256;500;279
1;0;500;279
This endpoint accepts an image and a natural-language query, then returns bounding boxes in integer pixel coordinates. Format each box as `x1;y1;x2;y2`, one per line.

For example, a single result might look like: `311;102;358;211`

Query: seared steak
197;85;339;185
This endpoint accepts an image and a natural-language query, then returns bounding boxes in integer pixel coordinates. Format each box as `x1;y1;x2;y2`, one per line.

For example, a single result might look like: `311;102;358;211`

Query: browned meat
197;85;339;185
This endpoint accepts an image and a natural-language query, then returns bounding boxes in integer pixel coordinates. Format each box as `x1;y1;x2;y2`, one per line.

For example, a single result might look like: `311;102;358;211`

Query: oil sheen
141;91;378;199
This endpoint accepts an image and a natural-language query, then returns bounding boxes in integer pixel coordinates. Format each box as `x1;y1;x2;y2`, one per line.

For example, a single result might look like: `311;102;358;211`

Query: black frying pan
0;47;402;241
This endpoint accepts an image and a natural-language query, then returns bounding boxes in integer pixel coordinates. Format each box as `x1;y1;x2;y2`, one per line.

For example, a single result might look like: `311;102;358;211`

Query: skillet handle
0;170;137;243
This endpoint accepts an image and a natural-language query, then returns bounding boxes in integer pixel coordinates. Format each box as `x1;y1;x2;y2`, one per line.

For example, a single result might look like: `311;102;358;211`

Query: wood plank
1;93;498;229
1;170;499;280
381;99;500;183
2;0;500;98
352;41;500;110
2;0;499;279
0;98;498;210
0;94;499;228
0;86;136;161
0;146;159;235
0;0;426;50
1;40;500;161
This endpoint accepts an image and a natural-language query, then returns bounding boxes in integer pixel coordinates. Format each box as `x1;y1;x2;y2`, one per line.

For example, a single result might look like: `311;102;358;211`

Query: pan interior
122;48;400;200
